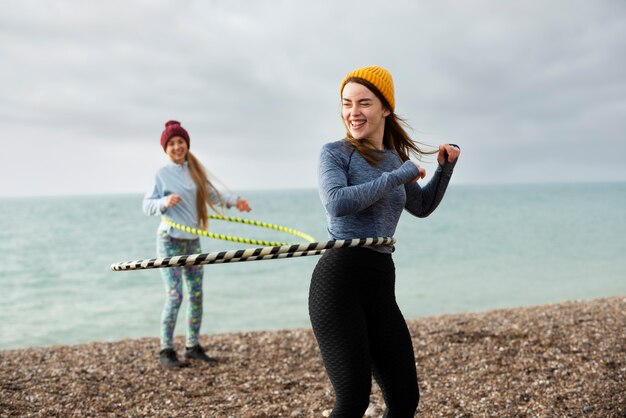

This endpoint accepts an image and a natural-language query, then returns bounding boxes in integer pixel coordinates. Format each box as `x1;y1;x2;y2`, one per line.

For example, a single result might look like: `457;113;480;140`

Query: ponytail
186;151;224;230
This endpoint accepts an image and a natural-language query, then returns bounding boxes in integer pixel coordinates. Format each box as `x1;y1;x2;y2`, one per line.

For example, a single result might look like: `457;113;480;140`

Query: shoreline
2;297;625;417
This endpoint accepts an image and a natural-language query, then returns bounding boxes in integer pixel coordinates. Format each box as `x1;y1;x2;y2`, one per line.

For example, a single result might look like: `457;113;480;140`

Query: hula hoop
162;215;316;246
111;237;395;271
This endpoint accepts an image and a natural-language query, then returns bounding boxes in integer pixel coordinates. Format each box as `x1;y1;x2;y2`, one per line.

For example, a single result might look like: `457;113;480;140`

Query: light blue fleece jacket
143;161;238;240
318;140;456;253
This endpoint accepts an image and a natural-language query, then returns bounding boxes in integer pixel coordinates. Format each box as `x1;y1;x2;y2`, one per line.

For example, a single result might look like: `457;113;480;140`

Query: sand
1;296;624;417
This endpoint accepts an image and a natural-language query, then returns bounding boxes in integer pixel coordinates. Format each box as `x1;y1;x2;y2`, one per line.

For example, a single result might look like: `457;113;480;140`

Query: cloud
1;0;625;196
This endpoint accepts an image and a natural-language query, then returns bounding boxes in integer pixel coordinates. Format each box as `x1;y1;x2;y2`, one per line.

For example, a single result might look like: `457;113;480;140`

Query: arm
210;189;237;209
209;189;251;212
404;144;459;218
142;177;169;216
319;147;420;217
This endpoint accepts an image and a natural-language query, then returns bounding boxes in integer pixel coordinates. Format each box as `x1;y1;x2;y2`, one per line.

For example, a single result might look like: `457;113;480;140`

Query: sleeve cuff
439;159;456;175
226;194;239;208
159;198;169;214
395;161;420;184
439;144;459;173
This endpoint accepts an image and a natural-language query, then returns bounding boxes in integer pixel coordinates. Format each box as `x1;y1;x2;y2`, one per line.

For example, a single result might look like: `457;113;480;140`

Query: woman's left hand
236;198;251;212
408;161;427;183
438;143;461;166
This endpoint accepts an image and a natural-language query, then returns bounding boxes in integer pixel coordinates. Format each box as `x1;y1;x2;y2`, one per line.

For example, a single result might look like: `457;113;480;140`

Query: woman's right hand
166;194;182;208
409;161;426;183
235;197;252;212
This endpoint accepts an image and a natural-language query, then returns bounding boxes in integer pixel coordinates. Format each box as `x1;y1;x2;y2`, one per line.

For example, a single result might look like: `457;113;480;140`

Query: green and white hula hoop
162;214;316;247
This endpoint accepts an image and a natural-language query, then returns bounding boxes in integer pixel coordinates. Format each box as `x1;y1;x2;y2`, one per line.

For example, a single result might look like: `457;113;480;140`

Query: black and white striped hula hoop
111;237;395;271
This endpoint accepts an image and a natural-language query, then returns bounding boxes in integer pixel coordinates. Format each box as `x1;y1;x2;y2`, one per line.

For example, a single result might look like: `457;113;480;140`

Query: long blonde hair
186;151;224;230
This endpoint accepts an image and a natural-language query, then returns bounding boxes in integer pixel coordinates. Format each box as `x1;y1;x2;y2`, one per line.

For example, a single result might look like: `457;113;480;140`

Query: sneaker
159;348;185;368
184;345;218;364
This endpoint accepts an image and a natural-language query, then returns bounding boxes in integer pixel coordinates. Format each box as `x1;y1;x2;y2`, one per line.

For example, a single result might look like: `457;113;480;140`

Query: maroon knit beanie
160;120;190;151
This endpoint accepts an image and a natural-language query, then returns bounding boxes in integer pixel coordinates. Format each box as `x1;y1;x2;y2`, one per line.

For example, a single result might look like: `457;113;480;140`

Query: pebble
1;297;624;417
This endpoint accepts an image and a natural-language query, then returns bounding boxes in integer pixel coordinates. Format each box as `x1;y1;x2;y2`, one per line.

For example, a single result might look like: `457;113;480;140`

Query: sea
1;183;625;350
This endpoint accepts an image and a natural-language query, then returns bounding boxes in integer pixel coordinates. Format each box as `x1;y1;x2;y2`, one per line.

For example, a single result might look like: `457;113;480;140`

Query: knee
166;290;183;307
332;376;372;416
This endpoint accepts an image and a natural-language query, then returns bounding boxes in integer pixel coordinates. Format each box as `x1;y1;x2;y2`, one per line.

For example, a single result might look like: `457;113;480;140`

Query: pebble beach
1;296;624;417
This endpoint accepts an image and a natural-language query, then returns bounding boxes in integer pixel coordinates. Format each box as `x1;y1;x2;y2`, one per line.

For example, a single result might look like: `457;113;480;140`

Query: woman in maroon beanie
143;120;251;368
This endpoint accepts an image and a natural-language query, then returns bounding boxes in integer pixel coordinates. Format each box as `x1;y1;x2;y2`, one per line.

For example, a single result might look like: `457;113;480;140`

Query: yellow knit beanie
340;65;395;111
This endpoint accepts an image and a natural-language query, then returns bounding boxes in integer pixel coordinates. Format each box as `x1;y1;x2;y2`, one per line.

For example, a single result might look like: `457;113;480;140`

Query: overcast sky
1;0;625;197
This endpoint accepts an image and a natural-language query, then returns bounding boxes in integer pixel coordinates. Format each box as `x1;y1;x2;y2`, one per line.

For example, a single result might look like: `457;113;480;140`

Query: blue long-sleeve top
318;140;456;253
143;161;238;239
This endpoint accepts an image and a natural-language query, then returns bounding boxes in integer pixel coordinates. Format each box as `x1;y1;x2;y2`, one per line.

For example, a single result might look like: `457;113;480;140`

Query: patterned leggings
309;247;419;418
157;231;204;350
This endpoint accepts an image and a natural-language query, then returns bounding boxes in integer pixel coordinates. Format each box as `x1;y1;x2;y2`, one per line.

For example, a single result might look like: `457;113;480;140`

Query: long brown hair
186;151;224;230
342;77;437;165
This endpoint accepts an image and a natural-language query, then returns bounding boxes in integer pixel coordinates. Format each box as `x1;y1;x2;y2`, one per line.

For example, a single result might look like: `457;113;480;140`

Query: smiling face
341;81;390;148
165;136;188;164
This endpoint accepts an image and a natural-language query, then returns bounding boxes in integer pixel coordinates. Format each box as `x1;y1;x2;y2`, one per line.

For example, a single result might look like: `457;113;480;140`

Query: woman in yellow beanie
309;66;460;416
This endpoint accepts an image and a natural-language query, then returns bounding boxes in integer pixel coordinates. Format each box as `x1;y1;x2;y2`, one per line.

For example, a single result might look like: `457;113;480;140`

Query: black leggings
309;247;419;418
